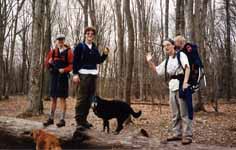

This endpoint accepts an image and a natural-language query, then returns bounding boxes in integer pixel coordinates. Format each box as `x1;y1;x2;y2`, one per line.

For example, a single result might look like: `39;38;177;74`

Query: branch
77;0;84;9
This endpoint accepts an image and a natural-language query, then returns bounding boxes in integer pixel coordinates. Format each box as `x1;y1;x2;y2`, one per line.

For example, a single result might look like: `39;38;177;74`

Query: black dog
90;96;142;134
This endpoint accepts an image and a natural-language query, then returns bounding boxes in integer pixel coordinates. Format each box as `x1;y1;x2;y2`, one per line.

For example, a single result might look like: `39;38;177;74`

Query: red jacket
45;46;73;73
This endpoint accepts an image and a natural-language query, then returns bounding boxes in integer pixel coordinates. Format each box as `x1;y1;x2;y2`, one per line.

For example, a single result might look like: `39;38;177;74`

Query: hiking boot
83;121;93;129
76;119;93;129
56;120;66;128
76;125;87;131
182;137;192;145
75;122;92;131
166;135;182;142
43;118;54;127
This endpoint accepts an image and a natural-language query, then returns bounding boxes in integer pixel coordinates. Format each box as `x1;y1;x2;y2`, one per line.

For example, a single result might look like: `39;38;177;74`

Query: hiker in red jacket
43;34;73;128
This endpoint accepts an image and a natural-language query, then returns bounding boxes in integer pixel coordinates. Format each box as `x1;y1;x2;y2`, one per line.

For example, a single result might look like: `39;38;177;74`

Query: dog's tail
131;109;142;118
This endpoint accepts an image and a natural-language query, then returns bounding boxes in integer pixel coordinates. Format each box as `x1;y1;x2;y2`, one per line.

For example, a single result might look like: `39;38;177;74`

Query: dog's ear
31;129;38;139
31;129;43;140
95;96;101;101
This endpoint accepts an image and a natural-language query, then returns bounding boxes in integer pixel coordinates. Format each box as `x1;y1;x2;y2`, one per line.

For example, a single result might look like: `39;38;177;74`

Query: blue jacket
73;42;107;74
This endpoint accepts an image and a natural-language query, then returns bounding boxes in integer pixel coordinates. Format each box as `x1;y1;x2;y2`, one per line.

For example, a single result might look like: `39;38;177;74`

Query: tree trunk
124;0;135;104
26;0;44;115
160;0;165;57
4;0;26;98
176;0;185;35
184;0;194;42
0;0;7;100
115;0;125;99
165;0;169;39
42;0;51;100
225;0;232;101
77;0;89;28
193;0;208;112
89;0;96;27
136;0;145;101
0;117;125;149
20;29;27;94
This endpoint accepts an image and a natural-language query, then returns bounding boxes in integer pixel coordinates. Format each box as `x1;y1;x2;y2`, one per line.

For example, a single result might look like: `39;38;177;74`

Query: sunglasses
163;43;171;47
86;32;95;36
57;38;65;41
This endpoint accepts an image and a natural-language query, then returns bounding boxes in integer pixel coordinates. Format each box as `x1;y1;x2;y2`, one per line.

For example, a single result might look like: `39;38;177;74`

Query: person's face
163;41;175;55
57;38;65;47
85;31;95;42
175;39;183;49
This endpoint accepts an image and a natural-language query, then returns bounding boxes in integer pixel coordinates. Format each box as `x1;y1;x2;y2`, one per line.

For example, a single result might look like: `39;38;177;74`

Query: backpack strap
64;48;69;65
164;56;169;82
77;43;86;70
52;48;70;65
52;49;55;61
176;51;184;71
81;43;86;61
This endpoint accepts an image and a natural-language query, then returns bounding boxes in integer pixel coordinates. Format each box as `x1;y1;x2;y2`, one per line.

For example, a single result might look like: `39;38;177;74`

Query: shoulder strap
80;43;86;61
177;51;184;71
52;49;55;61
165;57;169;82
65;48;69;64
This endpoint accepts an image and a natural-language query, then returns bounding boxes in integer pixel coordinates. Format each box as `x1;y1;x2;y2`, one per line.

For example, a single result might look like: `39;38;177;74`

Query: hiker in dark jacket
43;34;73;128
72;26;109;130
175;35;205;121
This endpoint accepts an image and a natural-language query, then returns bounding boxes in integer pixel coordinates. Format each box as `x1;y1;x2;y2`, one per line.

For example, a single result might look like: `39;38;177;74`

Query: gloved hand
73;75;80;84
103;47;110;55
183;82;189;90
59;68;64;74
146;52;153;62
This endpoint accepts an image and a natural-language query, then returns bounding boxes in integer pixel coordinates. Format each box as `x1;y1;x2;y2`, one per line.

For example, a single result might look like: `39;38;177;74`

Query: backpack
52;48;69;65
165;43;206;93
51;48;70;76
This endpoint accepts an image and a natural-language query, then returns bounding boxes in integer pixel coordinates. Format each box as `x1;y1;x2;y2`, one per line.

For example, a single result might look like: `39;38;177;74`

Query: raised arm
146;53;166;76
97;47;109;64
146;53;156;72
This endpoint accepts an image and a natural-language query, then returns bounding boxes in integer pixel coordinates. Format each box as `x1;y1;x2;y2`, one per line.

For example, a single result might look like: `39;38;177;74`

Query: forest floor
0;96;236;149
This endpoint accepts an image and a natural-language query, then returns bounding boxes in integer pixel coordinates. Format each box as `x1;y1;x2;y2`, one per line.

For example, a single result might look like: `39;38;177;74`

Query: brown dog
31;129;62;150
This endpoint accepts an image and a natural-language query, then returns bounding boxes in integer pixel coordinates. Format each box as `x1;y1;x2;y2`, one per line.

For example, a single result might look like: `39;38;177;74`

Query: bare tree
165;0;169;39
225;0;232;101
124;0;135;104
0;0;14;100
26;0;45;115
77;0;89;28
4;0;26;99
41;0;52;100
184;0;194;42
115;0;125;99
176;0;185;35
193;0;208;112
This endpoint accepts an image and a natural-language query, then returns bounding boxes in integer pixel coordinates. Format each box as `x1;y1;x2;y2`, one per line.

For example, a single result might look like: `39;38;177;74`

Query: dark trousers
50;73;69;98
75;74;97;125
179;82;193;120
